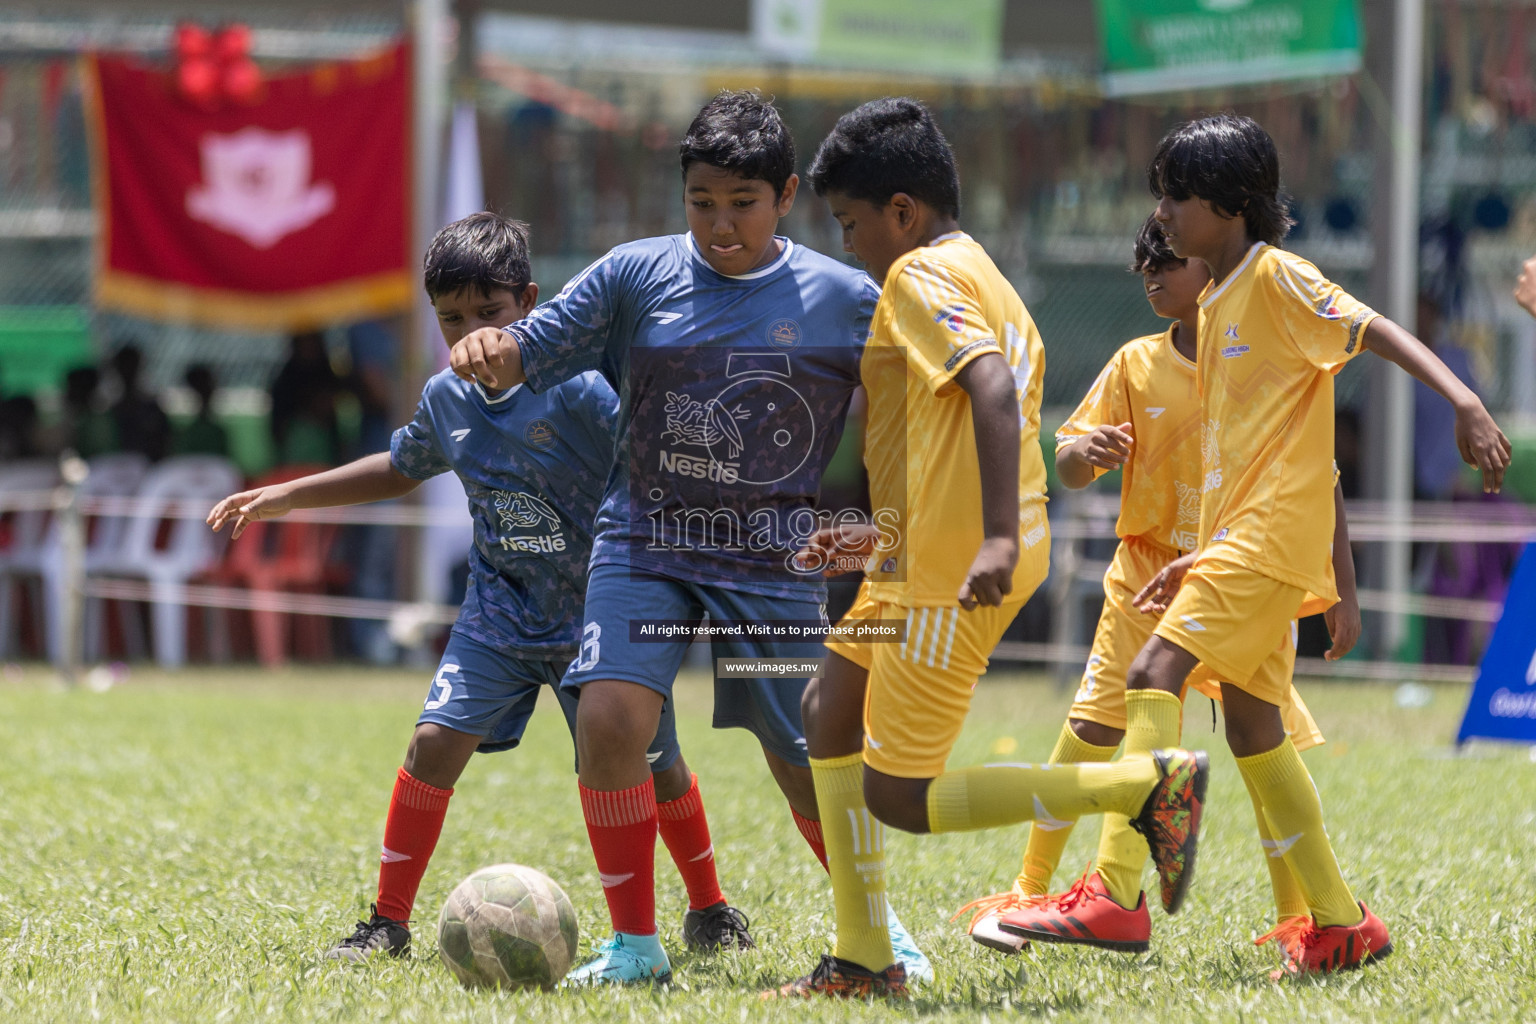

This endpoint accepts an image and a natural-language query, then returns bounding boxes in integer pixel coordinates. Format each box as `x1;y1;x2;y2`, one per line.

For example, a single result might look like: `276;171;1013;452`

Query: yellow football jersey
861;232;1048;607
1056;326;1202;552
1195;243;1377;600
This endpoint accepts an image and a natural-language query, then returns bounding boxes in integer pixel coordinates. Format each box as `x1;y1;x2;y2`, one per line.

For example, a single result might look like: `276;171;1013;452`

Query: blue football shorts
561;564;826;767
416;629;680;771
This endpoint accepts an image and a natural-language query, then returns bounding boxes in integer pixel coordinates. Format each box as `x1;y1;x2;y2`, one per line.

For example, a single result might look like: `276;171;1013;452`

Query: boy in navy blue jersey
207;213;749;962
448;92;931;986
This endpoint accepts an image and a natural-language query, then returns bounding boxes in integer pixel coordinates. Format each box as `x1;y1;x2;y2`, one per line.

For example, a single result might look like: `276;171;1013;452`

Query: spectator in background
174;363;229;458
43;366;115;459
1515;255;1536;317
109;343;171;462
0;394;40;461
269;331;341;466
1412;294;1479;501
343;320;401;664
345;320;397;459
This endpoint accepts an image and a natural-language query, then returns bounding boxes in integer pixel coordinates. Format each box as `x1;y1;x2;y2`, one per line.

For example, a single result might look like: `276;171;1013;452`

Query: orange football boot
997;871;1151;953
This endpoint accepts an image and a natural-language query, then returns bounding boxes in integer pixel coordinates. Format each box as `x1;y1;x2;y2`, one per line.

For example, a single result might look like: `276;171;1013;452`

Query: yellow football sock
810;753;894;973
1094;689;1183;908
1240;762;1310;922
1017;722;1119;896
927;758;1156;834
1234;738;1362;928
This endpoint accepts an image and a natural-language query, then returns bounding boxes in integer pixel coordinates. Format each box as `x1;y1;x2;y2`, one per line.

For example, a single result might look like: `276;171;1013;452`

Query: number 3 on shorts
576;622;601;672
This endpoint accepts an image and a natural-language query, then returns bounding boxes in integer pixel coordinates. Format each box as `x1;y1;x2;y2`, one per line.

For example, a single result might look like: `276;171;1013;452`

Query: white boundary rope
1;486;1523;681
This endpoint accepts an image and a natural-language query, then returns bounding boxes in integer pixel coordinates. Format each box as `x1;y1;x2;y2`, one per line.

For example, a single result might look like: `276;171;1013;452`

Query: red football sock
580;778;659;936
656;774;726;911
792;807;829;872
374;766;453;922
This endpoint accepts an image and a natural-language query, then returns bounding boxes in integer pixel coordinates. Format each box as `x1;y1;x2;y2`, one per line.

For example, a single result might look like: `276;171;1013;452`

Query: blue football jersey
390;368;617;657
510;234;877;597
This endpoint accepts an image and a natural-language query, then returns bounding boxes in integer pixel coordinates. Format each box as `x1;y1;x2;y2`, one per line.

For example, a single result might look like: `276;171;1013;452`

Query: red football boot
1262;902;1392;977
996;871;1151;953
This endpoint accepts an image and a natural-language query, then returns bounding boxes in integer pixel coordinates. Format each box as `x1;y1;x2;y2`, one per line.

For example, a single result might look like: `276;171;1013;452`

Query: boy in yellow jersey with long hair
960;216;1359;959
1107;114;1509;976
764;98;1211;1001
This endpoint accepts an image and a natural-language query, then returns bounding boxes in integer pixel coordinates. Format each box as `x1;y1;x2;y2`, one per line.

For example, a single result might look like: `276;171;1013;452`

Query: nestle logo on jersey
933;305;965;333
493;490;567;552
659;450;739;483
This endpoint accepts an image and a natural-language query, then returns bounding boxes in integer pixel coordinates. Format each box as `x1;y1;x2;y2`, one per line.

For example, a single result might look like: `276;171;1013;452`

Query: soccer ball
437;863;579;990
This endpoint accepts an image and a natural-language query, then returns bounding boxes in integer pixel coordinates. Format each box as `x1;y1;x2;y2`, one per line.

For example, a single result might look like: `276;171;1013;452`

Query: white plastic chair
0;460;61;658
26;453;151;663
87;455;241;668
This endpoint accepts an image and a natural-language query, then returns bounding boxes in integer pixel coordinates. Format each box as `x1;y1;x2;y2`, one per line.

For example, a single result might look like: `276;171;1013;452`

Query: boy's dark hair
423;212;531;300
679;90;795;197
1147;113;1293;246
1130;214;1185;273
806;97;960;219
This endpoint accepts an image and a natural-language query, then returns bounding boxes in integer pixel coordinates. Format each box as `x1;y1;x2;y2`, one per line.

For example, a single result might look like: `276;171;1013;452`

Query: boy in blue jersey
448;92;931;987
207;213;750;962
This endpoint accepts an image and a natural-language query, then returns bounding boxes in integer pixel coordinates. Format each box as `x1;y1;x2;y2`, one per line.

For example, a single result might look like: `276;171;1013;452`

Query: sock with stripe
374;766;453;922
1095;689;1183;908
655;773;725;912
1017;721;1119;896
1234;738;1362;928
1239;761;1310;922
791;807;829;871
811;753;893;973
579;778;659;936
927;757;1157;834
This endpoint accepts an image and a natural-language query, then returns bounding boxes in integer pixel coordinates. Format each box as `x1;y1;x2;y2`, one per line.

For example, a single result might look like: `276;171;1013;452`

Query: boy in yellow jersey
960;216;1358;958
1120;114;1510;977
764;98;1210;1001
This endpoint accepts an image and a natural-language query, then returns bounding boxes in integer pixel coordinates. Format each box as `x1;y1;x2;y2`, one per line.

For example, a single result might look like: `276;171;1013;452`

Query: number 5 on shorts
576;622;601;672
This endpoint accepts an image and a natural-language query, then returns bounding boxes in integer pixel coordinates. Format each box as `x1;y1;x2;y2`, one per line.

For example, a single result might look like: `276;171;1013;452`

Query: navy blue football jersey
510;234;877;597
391;368;617;657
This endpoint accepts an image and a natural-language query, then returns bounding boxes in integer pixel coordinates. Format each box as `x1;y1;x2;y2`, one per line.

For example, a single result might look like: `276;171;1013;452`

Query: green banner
1094;0;1362;96
754;0;1004;76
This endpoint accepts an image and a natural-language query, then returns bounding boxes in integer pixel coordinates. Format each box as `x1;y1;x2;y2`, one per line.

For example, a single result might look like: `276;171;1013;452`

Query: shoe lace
950;887;1047;928
1255;915;1315;960
1051;872;1101;914
700;905;752;943
807;954;840;988
339;905;407;948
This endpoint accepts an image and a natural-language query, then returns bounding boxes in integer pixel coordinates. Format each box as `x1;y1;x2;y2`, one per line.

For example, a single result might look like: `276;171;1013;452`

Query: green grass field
2;665;1533;1023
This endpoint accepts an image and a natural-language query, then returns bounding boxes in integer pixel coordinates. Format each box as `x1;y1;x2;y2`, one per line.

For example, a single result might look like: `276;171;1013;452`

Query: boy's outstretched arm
1056;422;1134;489
450;326;527;391
954;352;1021;609
206;452;420;540
1324;481;1361;661
1362;318;1512;492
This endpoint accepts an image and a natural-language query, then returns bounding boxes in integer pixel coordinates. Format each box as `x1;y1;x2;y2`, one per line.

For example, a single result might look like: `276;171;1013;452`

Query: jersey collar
1199;241;1266;309
473;380;523;406
1163;324;1197;373
687;234;794;280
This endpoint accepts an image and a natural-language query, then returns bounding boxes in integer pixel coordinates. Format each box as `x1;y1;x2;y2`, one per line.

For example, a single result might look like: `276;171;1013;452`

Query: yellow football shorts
1072;539;1323;749
1151;556;1311;710
827;546;1048;778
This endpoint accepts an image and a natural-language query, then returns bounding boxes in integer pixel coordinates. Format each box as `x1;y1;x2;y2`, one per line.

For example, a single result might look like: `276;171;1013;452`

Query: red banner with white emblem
85;43;411;329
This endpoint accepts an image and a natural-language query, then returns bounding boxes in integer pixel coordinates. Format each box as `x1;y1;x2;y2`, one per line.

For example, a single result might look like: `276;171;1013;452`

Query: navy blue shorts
561;564;826;767
417;630;680;770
